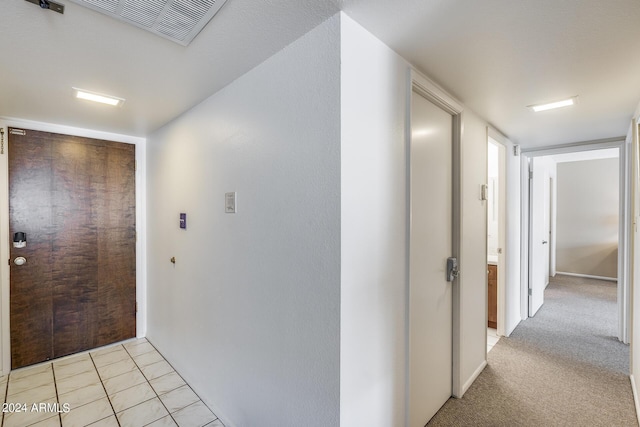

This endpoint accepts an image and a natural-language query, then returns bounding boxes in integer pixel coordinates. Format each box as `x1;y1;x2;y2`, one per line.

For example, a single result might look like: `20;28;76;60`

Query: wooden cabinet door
9;128;136;368
488;264;497;328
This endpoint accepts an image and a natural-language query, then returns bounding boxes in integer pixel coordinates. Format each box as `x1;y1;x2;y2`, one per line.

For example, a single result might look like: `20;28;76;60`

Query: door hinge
135;160;137;171
135;302;138;313
529;171;533;180
9;129;26;136
528;288;532;296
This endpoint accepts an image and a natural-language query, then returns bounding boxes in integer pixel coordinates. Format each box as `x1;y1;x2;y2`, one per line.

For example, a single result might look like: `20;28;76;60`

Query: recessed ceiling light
529;97;577;112
73;88;125;107
412;128;434;137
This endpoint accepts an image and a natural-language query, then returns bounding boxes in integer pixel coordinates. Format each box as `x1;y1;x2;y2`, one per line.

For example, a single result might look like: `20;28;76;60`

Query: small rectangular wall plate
225;192;236;213
179;213;186;229
24;0;65;14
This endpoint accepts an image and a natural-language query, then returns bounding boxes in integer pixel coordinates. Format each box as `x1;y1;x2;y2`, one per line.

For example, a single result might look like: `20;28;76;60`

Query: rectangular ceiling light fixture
529;97;577;112
73;88;125;107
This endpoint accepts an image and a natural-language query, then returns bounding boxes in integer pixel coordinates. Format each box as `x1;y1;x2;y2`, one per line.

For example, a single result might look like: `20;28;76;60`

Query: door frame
487;137;507;336
406;68;463;403
520;136;630;344
527;158;554;316
0;117;148;375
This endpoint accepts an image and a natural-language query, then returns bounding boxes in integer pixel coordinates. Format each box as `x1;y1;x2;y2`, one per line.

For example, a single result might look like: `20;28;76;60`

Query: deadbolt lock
446;257;459;282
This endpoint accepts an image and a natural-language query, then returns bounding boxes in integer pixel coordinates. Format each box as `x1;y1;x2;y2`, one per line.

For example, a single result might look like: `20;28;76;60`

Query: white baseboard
459;360;487;397
630;375;640;426
555;271;617;282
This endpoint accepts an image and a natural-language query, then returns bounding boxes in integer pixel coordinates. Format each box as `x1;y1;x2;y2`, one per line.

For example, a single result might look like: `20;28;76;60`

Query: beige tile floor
0;339;224;427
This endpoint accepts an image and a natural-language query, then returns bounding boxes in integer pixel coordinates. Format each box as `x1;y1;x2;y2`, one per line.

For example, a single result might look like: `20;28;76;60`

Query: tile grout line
141;339;213;426
89;349;122;427
5;363;57;427
2;370;9;427
123;340;179;426
94;343;159;419
137;339;221;427
51;362;62;427
3;339;220;427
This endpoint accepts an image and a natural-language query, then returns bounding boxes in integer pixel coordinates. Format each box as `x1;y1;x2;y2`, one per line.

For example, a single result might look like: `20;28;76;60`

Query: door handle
542;240;548;244
13;257;26;266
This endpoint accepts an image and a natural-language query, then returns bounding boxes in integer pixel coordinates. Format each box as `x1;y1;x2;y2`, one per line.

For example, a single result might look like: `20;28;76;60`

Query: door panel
9;129;136;368
9;132;54;368
529;158;549;316
409;90;453;426
96;145;137;345
52;139;100;357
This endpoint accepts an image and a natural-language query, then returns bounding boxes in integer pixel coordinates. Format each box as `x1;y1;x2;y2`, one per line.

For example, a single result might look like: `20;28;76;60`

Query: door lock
446;257;459;282
13;232;26;248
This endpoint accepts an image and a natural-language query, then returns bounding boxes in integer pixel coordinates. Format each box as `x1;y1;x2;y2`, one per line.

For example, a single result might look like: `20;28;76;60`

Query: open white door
487;138;507;335
529;158;551;316
408;88;453;426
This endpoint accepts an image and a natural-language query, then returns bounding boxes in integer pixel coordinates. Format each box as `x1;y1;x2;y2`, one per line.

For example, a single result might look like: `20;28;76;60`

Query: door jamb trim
406;68;464;409
0;117;147;375
521;137;628;343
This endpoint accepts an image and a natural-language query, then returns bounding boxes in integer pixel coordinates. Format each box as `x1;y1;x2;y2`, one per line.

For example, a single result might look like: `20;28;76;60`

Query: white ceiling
3;0;640;148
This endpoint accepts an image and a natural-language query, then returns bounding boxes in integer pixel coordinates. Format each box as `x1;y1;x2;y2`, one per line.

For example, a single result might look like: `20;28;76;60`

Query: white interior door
409;89;453;426
487;138;507;335
542;174;551;285
529;158;550;316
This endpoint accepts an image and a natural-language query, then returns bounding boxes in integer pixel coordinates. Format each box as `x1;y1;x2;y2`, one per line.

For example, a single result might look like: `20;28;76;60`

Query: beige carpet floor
427;274;637;427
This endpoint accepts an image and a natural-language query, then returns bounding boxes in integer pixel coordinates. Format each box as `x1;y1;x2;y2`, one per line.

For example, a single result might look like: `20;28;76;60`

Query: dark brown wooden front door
8;128;136;369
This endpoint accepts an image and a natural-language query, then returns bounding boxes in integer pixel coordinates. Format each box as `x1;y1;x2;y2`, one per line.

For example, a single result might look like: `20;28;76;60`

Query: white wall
147;12;509;426
340;14;409;426
340;13;495;420
146;16;341;427
628;120;640;422
556;158;619;278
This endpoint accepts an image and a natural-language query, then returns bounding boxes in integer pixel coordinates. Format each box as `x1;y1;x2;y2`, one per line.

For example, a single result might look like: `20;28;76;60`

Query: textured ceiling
342;0;640;148
2;0;640;148
0;0;341;137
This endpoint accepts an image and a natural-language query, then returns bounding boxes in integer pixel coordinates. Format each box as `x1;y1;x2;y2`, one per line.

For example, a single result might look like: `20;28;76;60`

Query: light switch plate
180;213;186;229
225;192;236;213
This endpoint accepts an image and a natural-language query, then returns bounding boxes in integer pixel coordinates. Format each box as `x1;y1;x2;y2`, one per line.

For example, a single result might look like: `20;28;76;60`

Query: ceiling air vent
68;0;229;46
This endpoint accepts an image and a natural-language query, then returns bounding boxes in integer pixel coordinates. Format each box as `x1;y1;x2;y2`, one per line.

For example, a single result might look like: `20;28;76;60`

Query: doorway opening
521;141;629;350
486;138;505;352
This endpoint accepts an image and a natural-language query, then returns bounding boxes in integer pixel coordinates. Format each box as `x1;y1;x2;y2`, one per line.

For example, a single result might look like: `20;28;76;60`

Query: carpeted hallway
428;274;637;427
